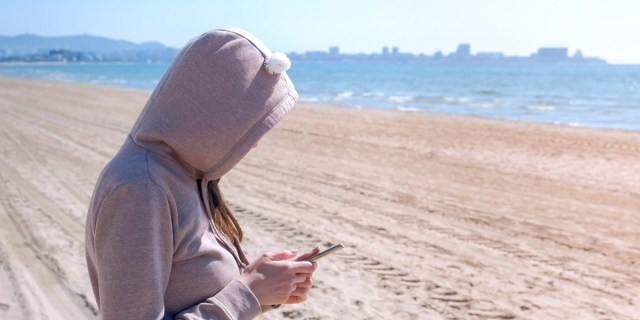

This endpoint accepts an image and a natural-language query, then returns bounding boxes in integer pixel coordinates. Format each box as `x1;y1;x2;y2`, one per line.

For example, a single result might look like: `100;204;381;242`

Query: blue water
0;62;167;88
1;61;639;131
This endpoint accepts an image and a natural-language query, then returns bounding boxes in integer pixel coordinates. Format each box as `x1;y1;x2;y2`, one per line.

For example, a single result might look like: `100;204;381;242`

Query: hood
131;28;298;180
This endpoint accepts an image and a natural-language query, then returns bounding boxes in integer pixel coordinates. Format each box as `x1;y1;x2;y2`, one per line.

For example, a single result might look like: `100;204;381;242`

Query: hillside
0;34;178;62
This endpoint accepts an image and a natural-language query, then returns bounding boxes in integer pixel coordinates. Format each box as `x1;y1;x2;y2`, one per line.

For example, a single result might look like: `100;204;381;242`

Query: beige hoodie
85;29;298;319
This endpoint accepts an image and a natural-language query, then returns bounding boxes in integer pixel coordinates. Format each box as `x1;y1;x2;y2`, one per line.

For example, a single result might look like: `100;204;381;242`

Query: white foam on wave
470;102;495;108
444;96;470;103
443;96;456;103
89;78;128;86
389;95;412;103
396;106;421;112
335;91;354;100
527;105;556;111
554;121;583;127
362;91;385;97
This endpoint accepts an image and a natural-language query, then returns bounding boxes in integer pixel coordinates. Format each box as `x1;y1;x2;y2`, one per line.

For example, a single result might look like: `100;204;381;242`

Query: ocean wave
335;91;354;100
396;106;421;112
412;95;445;103
386;94;475;106
474;89;501;96
88;78;128;86
526;104;556;111
362;91;385;97
444;96;470;103
556;122;582;127
470;102;495;108
388;95;413;103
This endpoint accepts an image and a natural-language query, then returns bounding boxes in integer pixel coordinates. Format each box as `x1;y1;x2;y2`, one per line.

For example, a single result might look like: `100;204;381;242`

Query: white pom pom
264;52;291;75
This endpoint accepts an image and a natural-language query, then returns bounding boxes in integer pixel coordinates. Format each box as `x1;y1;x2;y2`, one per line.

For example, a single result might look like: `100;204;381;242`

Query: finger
285;295;299;304
296;277;313;289
288;261;316;274
293;274;308;284
285;288;310;304
267;249;297;261
294;247;321;261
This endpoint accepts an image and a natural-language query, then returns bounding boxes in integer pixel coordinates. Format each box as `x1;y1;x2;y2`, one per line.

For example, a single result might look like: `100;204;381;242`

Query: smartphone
304;243;344;262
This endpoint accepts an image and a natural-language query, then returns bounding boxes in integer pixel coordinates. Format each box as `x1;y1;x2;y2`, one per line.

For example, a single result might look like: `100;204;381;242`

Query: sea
1;61;639;131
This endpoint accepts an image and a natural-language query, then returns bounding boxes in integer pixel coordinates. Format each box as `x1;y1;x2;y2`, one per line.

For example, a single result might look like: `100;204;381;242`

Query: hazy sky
3;0;640;64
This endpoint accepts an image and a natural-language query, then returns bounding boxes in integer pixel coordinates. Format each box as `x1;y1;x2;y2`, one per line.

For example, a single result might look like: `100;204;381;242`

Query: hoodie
85;29;298;319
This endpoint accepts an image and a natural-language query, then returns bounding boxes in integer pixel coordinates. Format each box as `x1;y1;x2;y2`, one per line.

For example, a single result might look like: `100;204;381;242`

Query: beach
0;77;638;319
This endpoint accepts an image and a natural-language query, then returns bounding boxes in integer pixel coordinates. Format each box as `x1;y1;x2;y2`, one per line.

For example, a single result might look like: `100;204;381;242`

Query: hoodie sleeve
174;279;262;320
92;180;262;320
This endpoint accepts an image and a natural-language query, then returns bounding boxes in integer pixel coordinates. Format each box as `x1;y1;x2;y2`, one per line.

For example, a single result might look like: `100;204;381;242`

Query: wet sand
0;78;638;319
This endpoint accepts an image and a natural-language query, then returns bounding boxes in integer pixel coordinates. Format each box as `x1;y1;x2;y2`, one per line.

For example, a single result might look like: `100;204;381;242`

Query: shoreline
1;76;639;133
1;78;639;319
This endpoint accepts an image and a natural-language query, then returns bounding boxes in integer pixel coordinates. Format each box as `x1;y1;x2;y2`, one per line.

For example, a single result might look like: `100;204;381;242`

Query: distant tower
573;49;584;60
329;46;340;56
392;47;399;55
455;44;471;58
382;46;389;56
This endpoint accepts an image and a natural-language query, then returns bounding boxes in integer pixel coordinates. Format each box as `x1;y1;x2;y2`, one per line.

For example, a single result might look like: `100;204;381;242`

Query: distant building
535;47;568;60
329;46;340;56
392;47;399;55
305;50;330;60
454;43;471;58
382;46;389;56
476;52;504;60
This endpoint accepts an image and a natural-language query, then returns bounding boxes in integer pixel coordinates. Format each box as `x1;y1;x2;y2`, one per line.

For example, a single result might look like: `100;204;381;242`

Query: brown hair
207;179;244;242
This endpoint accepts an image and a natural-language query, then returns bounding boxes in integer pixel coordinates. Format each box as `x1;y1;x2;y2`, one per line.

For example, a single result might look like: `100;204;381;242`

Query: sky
3;0;640;64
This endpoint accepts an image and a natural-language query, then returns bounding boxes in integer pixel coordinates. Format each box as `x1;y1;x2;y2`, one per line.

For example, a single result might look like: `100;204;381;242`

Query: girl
85;28;318;319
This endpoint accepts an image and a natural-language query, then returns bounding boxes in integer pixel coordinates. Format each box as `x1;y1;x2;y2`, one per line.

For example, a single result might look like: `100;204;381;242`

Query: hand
284;247;321;304
239;250;316;306
284;274;313;304
293;246;321;262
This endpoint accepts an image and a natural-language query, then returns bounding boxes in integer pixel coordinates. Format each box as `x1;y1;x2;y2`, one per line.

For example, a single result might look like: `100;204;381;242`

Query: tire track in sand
229;203;517;320
0;173;97;319
0;125;97;318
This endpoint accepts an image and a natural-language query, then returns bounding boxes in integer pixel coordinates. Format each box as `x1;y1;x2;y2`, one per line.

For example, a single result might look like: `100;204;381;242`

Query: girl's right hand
238;250;317;306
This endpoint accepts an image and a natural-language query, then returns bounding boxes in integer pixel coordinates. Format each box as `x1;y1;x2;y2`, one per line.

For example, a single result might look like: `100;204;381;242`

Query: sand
0;77;638;319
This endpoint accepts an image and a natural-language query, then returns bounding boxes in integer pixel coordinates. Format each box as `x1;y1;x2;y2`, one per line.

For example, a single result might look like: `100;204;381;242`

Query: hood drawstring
198;179;249;271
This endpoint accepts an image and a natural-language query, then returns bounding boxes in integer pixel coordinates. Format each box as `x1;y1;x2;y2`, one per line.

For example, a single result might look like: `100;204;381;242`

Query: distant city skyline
3;0;640;64
288;43;604;61
0;33;606;64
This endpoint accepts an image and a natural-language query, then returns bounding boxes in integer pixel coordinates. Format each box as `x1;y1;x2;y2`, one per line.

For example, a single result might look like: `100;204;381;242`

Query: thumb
268;249;297;261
